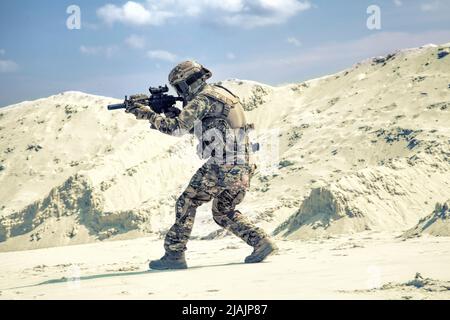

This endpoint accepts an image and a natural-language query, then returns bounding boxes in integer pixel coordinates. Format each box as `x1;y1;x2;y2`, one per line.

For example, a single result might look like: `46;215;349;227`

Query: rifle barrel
107;103;126;110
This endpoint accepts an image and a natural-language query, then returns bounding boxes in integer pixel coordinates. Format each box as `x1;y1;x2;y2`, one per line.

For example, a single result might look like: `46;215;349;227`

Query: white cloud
420;1;441;11
217;0;312;27
125;34;146;49
80;45;118;58
393;0;403;7
226;52;236;60
97;0;312;28
80;45;100;55
287;37;302;47
97;1;175;26
211;30;450;85
279;30;450;69
146;50;177;62
0;49;19;73
0;60;19;73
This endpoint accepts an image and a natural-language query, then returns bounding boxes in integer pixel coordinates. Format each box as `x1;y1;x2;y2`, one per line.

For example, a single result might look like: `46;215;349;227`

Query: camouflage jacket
131;84;253;165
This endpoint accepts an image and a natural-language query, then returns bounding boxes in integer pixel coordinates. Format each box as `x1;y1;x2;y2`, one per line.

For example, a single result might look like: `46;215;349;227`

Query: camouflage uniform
127;61;273;264
131;84;268;253
165;160;266;253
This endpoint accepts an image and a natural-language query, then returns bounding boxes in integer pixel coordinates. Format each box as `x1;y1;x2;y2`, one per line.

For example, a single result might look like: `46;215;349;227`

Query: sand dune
0;43;449;252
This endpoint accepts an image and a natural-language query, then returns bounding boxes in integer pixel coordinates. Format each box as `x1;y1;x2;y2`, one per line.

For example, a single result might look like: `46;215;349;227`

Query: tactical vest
195;85;255;164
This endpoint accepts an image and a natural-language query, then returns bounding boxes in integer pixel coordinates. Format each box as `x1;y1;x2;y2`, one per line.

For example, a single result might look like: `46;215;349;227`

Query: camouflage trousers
164;161;269;254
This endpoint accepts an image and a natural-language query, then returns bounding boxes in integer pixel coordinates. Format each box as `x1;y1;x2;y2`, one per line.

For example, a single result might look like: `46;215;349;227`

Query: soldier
126;61;277;270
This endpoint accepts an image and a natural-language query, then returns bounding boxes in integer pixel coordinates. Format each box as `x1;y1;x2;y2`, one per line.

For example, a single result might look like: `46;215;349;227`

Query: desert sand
0;42;449;299
0;232;449;299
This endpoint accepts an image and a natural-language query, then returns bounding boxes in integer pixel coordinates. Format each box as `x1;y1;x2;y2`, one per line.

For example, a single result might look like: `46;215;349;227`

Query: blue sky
0;0;449;107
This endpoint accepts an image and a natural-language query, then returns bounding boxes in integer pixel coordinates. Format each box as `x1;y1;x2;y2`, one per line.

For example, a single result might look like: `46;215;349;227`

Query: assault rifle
107;85;184;117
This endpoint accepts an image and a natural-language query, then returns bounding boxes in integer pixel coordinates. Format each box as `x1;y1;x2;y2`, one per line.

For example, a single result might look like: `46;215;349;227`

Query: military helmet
168;60;212;98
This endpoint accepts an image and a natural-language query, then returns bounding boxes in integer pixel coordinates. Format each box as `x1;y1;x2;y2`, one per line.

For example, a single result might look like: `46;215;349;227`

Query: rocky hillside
403;200;450;238
0;42;449;251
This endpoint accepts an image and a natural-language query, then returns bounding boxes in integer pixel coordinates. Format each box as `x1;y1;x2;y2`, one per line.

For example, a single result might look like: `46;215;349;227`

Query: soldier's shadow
12;261;246;290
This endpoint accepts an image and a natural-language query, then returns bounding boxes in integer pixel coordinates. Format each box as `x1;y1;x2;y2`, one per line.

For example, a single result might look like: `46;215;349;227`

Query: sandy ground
1;232;449;300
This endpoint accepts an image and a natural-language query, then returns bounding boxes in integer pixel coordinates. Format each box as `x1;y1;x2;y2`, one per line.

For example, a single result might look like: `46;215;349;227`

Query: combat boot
245;238;278;264
149;252;188;270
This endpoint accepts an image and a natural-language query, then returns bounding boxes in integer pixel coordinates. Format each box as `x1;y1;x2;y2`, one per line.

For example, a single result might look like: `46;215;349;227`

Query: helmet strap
189;78;206;95
177;78;207;103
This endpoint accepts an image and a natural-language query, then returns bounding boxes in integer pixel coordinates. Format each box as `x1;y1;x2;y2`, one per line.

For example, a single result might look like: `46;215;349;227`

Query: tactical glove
129;93;148;101
125;93;150;115
126;102;153;120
